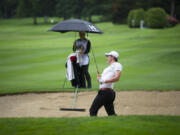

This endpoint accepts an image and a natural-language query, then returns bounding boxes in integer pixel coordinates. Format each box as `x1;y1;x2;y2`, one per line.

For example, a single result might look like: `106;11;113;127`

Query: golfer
73;32;92;88
89;51;122;116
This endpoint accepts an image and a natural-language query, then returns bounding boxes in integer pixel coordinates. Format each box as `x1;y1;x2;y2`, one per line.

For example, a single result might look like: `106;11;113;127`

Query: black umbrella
48;19;103;34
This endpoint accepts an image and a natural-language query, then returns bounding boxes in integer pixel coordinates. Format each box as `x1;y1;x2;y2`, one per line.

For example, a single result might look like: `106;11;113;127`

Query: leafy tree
16;0;41;24
16;0;56;24
0;0;18;18
82;0;103;22
56;0;75;20
1;0;179;24
112;0;136;23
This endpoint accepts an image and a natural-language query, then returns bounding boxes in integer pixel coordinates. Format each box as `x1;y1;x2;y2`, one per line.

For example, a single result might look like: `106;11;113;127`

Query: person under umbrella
49;19;103;89
73;32;92;88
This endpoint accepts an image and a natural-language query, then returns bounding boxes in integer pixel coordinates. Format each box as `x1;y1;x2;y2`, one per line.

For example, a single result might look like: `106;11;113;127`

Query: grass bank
0;115;180;135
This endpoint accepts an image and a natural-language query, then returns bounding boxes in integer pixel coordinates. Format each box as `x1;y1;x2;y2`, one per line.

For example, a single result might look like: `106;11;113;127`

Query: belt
100;88;113;91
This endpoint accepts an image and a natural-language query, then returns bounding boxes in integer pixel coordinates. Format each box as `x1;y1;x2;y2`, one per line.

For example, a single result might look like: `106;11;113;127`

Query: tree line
0;0;179;24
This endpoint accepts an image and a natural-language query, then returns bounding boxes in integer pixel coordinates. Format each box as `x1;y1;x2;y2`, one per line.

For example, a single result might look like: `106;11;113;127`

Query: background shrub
127;9;135;27
127;8;145;28
145;7;167;28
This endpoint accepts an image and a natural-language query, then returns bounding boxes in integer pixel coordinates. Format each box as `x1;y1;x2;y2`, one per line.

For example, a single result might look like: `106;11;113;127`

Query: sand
0;91;180;117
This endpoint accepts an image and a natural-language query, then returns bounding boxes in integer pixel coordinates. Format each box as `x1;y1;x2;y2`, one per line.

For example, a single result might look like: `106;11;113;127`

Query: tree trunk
88;16;92;22
44;16;48;24
171;0;175;17
33;16;37;24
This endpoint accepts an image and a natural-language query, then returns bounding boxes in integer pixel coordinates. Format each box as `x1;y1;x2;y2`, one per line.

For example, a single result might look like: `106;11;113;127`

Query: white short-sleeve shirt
100;62;123;89
80;54;89;66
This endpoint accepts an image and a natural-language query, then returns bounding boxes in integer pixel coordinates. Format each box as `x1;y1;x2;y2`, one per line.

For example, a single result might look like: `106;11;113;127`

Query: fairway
0;18;180;94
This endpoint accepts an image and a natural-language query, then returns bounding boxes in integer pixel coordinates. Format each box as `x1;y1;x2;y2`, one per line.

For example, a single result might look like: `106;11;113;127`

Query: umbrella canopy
48;19;103;34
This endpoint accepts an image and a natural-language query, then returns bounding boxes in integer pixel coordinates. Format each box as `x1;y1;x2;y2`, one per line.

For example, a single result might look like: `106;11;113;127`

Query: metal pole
72;86;79;109
62;78;67;89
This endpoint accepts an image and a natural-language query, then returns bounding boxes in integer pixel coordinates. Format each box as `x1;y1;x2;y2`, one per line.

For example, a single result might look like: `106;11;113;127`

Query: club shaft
91;46;99;73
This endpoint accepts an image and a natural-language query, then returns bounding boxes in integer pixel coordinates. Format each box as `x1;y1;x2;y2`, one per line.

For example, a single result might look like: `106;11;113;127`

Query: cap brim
105;53;110;56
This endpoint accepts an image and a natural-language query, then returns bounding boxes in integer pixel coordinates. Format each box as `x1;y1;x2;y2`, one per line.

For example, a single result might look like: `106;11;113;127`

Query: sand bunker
0;91;180;117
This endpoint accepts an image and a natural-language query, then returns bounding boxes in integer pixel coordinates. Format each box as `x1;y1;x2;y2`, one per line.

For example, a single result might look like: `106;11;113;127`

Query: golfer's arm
105;70;121;83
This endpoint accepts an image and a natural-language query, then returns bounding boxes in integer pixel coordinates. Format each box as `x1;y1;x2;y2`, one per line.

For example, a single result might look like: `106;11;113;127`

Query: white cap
105;51;119;59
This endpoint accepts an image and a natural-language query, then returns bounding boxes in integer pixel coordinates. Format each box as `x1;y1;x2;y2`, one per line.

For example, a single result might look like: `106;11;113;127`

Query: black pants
90;90;116;116
80;65;92;88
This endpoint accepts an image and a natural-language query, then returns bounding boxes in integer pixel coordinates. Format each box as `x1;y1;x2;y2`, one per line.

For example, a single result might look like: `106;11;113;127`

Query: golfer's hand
97;73;101;81
97;73;101;82
98;78;105;84
79;49;84;54
97;73;101;78
97;74;105;84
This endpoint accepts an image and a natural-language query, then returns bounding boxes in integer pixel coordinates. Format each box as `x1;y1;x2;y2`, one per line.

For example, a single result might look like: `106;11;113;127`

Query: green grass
0;116;180;135
0;18;180;94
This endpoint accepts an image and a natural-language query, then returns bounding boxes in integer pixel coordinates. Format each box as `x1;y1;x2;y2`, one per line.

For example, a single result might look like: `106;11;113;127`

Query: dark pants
80;65;92;88
90;90;116;116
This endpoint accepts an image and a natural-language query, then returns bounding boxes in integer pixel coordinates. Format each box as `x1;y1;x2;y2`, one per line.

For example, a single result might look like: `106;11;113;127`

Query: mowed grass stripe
0;116;179;135
0;18;180;93
0;48;67;66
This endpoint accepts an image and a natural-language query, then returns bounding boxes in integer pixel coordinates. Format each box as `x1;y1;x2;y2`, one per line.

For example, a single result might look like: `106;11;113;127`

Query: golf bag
66;54;83;88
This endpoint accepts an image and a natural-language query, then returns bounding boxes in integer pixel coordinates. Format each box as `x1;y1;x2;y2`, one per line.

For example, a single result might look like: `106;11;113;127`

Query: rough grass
0;18;180;94
0;115;180;135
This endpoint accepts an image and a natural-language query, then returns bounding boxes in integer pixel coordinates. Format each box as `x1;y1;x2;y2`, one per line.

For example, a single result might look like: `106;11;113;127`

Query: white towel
66;53;76;80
